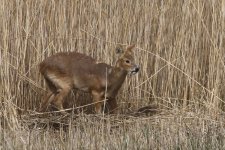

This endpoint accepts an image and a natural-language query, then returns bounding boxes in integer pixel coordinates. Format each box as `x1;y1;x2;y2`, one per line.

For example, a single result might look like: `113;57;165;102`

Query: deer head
115;44;140;75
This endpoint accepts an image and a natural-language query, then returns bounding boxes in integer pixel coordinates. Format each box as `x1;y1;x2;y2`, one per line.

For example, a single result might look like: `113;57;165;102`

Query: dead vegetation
1;0;225;149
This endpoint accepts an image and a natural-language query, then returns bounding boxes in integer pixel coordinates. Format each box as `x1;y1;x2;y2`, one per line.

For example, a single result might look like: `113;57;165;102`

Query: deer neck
107;65;127;93
110;67;127;80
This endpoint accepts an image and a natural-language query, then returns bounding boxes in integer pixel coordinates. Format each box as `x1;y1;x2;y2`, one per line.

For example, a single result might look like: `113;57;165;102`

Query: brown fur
39;44;139;114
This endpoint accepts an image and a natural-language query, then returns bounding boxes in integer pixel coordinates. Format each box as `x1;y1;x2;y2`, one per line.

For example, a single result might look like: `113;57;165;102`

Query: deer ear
126;44;135;52
115;47;124;54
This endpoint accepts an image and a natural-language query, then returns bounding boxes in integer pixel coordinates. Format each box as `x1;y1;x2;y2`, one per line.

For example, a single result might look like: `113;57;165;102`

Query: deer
39;44;139;114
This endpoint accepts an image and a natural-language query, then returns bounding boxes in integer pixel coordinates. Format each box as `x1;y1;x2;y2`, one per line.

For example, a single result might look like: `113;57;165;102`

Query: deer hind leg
39;91;55;112
42;73;72;114
40;76;59;112
52;87;70;114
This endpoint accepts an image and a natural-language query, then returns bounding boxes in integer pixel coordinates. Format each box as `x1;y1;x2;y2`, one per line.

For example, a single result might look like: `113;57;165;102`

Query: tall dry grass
1;0;225;149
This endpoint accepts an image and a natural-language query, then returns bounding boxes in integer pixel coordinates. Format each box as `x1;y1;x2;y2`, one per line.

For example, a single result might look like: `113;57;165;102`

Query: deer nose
132;65;140;74
134;66;140;72
130;65;140;75
135;67;140;72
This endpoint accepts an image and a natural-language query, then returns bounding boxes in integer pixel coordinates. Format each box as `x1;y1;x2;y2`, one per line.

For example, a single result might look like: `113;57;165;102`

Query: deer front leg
107;97;118;114
92;91;104;114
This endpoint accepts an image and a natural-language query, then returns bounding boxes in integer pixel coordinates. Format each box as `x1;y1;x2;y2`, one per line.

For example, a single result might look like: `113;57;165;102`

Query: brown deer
39;44;139;114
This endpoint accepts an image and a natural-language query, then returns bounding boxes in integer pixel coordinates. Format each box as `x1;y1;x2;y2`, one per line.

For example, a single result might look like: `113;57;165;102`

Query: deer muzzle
130;65;140;75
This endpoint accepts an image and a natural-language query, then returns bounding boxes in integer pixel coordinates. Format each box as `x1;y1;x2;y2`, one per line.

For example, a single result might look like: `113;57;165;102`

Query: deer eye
125;60;130;64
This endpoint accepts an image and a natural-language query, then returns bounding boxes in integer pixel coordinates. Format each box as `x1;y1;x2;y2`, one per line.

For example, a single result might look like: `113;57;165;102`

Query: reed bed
1;0;225;149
